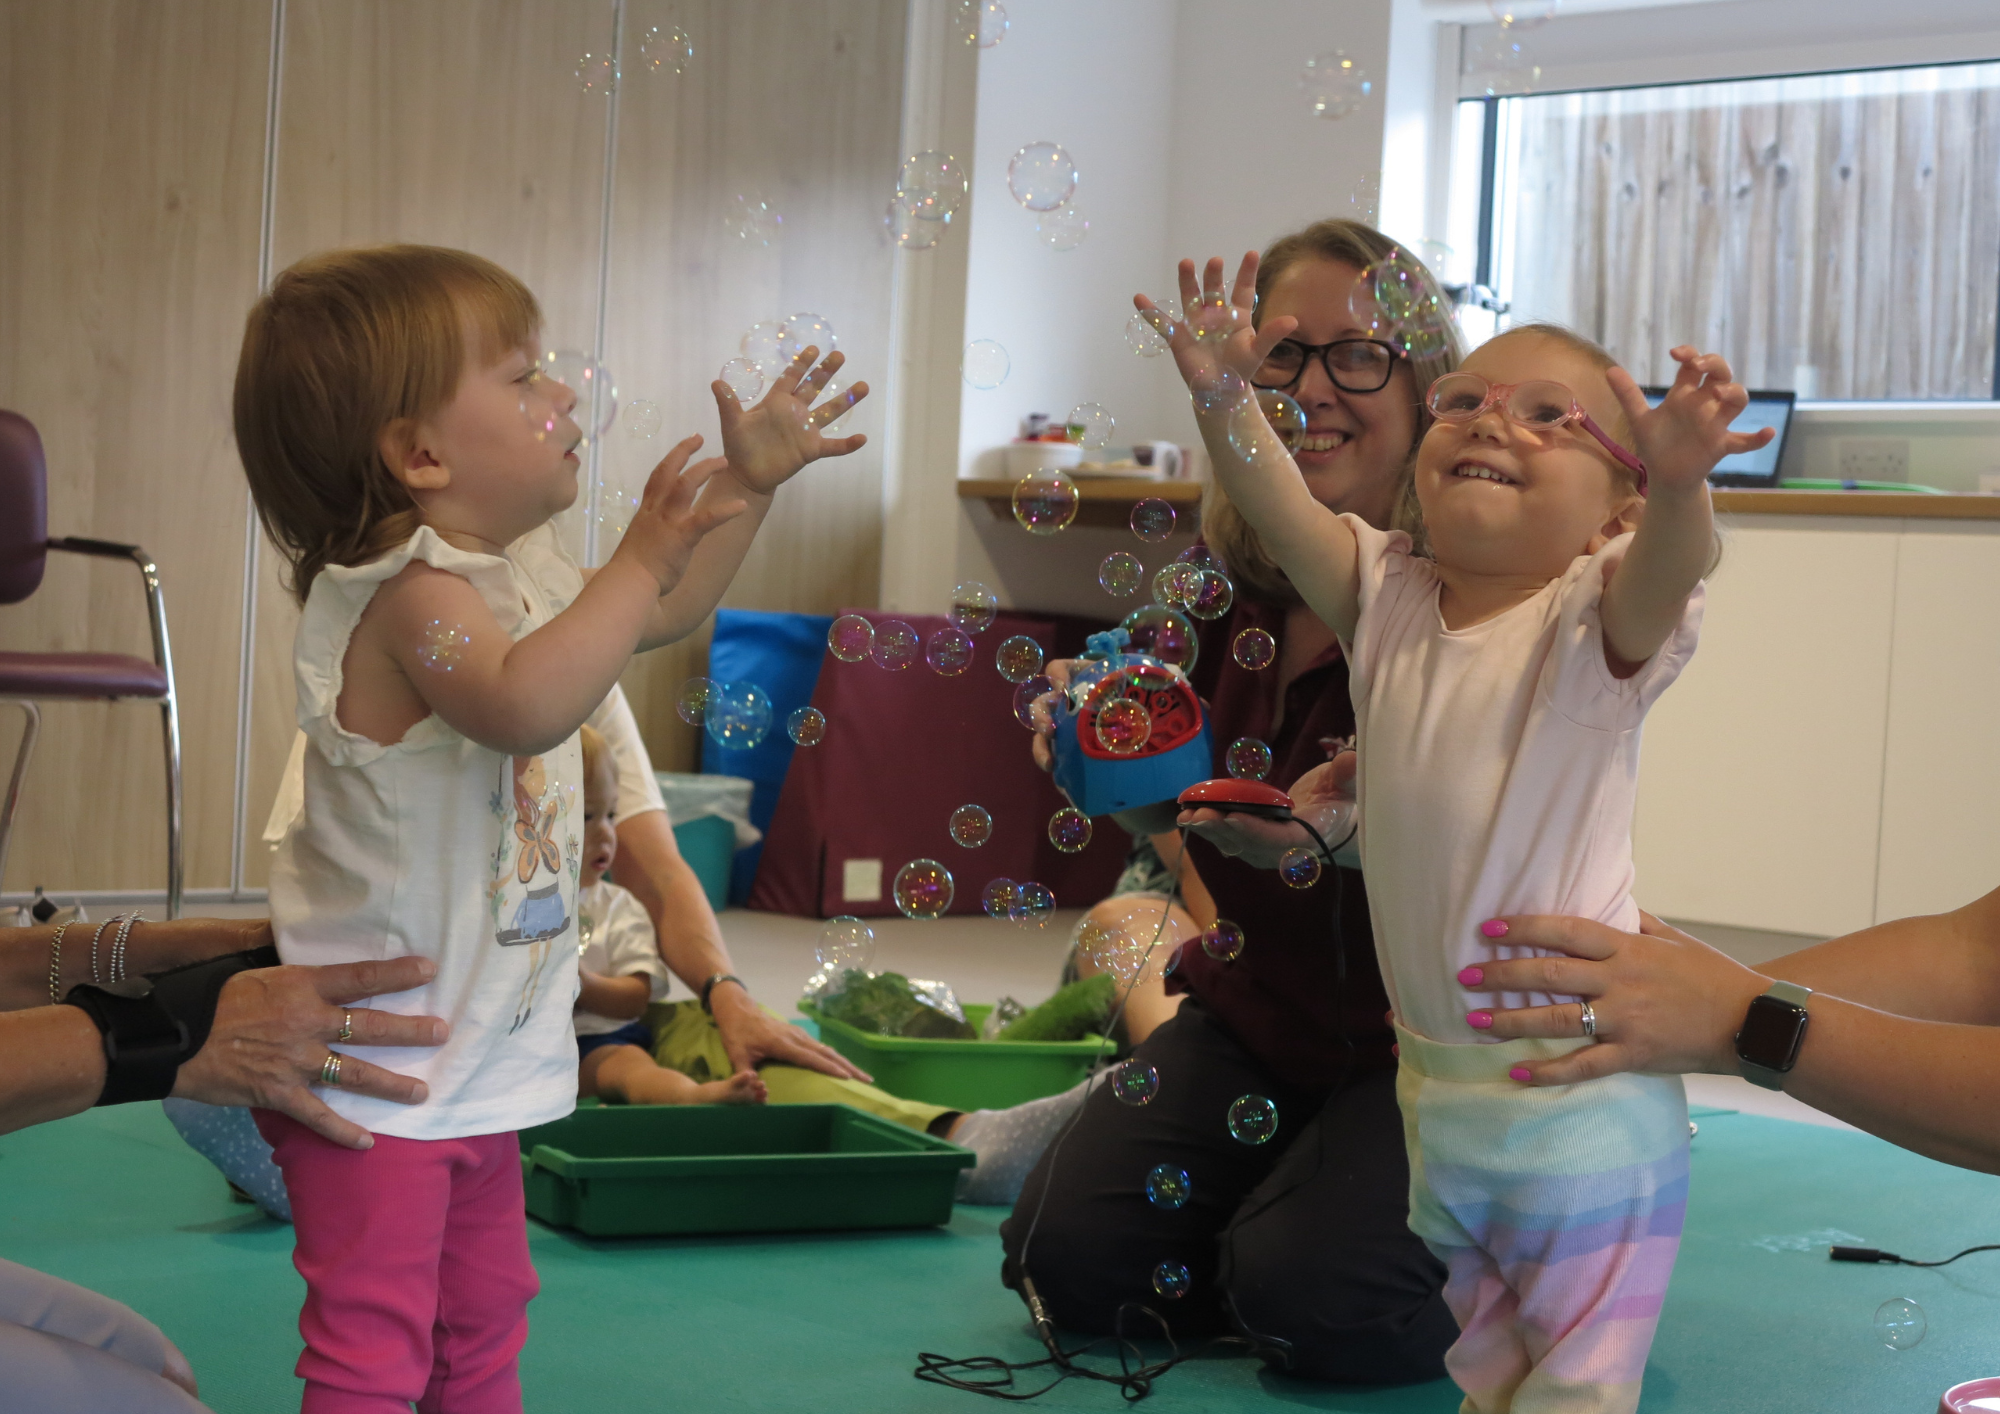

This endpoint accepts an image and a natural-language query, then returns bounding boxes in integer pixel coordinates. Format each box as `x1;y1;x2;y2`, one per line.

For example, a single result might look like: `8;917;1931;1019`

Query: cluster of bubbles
415;620;473;673
1349;248;1456;360
981;878;1057;929
674;676;824;753
824;587;1005;684
575;23;692;94
1299;50;1372;120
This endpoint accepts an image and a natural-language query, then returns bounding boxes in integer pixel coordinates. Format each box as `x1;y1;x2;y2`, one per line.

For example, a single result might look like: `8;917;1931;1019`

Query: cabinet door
1634;520;1899;938
1875;523;2000;922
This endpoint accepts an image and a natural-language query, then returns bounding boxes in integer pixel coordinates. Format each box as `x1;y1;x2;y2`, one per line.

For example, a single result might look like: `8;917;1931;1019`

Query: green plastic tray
519;1103;973;1237
797;1001;1107;1112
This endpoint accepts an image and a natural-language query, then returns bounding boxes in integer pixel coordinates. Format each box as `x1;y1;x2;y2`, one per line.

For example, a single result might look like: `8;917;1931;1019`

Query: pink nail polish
1481;919;1510;938
1508;1066;1532;1083
1457;965;1484;986
1467;1010;1493;1030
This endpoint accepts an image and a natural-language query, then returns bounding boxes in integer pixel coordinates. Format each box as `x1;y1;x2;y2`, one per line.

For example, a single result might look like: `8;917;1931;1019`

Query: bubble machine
1050;637;1214;818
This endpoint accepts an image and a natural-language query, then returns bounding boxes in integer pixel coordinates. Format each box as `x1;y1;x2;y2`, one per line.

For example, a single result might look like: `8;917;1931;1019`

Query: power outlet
1838;438;1910;482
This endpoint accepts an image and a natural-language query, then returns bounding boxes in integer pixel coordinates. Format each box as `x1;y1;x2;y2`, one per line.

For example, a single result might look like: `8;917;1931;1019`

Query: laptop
1638;386;1795;488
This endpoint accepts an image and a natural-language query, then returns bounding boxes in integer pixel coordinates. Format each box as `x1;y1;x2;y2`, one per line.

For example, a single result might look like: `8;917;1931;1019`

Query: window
1451;61;2000;400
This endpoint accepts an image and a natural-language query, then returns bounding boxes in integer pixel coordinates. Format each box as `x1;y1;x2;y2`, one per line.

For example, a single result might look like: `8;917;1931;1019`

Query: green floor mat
3;1104;1997;1412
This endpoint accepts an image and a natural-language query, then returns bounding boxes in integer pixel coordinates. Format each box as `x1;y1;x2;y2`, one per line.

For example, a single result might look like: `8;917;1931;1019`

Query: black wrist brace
63;945;282;1105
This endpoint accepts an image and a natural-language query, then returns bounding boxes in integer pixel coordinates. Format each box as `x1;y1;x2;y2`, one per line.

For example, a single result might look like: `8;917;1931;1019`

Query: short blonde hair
579;725;614;807
234;244;542;602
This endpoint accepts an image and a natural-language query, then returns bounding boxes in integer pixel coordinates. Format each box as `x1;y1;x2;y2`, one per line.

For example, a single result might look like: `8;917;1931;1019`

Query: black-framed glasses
1252;338;1401;394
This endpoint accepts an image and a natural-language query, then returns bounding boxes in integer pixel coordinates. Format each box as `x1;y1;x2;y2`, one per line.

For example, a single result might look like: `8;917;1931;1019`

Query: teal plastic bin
670;815;735;913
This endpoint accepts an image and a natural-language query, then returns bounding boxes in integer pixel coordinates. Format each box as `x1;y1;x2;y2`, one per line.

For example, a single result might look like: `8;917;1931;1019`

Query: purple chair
0;409;182;918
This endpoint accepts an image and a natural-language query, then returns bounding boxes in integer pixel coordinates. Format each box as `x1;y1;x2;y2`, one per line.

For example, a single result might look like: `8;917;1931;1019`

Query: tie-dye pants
1394;1025;1689;1414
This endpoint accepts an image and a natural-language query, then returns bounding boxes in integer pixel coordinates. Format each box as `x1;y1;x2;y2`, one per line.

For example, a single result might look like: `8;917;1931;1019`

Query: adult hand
1461;912;1767;1086
171;956;449;1150
1177;752;1356;868
708;982;872;1083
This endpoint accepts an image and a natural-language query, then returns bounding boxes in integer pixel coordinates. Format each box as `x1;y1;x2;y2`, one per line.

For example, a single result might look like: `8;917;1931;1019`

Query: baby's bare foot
697;1070;767;1106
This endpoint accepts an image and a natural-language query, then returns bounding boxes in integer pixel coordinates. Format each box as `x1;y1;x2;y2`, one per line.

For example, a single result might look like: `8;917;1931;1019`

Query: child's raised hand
612;433;748;595
1609;347;1773;496
714;347;869;495
1135;254;1299;415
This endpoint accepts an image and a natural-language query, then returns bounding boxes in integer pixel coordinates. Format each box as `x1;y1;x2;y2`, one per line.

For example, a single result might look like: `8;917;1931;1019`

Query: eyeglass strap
1573;410;1649;497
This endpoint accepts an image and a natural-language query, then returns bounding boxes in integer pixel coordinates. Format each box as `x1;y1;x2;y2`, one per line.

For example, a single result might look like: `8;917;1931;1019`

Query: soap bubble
533;350;617;438
1037;207;1090;251
724;191;783;246
1125;312;1170;357
1012;674;1053;728
1007;141;1077;211
1470;29;1539;94
871;619;920;671
1348;170;1382;225
893;859;955;919
1010;880;1055;928
1226;737;1272;780
1145;1165;1192;1210
624;399;662;438
925;626;974;676
1175;543;1226;573
778;313;836;363
1227;1094;1279;1144
416;620;472;672
1067;403;1114;451
676;676;715;726
963;338;1010;389
949;582;998;634
981;878;1019;918
1151;1261;1191;1299
896;151;968;222
1152;562;1200;608
1111;1059;1159;1106
1095;698;1152;755
1488;0;1559;26
885;194;948;250
1130;497;1176;542
1874;1297;1926;1350
1191;366;1246;416
1201;919;1244;962
1012;469;1079;535
1185;570;1235;621
638;23;693;74
1232;627;1276;670
994;635;1046;683
1080;919;1146;985
719;357;765;403
1228;389;1308;457
828;614;875;663
949;804;993;848
1048;807;1092;853
816;916;874;974
787;706;827;747
1120;605;1198;672
1301;49;1373;119
705;681;773;750
739;320;786;377
1098;552;1144;597
575;51;618;94
1279;848;1323;889
955;0;1009;47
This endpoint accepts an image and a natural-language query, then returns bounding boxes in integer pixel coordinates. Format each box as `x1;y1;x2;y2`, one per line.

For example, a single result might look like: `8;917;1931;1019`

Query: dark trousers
998;1001;1456;1384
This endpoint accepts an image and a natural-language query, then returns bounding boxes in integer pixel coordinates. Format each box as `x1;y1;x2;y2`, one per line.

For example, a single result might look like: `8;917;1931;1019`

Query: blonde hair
1203;219;1464;602
234;244;542;603
579;725;614;807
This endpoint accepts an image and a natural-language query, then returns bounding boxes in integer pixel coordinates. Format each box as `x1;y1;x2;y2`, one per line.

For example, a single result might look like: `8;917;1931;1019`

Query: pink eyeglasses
1426;372;1649;496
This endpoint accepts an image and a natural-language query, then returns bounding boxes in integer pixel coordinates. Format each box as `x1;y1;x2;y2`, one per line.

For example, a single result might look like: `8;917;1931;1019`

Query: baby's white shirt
1339;515;1702;1045
269;524;589;1139
573;878;671;1036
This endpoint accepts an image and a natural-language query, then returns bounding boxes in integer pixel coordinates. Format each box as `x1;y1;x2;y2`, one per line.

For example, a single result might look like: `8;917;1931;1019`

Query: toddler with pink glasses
1147;255;1772;1414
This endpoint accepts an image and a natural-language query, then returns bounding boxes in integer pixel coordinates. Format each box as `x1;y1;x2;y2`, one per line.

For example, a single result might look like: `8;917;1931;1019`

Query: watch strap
701;972;745;1013
1736;979;1814;1091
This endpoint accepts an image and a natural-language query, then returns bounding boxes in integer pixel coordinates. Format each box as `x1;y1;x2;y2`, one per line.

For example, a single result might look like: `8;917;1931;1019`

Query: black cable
1831;1243;2000;1268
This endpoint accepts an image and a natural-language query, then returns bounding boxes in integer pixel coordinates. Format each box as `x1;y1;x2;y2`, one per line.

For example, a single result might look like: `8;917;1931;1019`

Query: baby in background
572;724;766;1107
1151;254;1772;1414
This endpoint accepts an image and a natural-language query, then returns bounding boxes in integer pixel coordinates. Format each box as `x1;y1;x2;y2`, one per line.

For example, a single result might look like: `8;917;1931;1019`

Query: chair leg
0;701;41;904
160;690;182;921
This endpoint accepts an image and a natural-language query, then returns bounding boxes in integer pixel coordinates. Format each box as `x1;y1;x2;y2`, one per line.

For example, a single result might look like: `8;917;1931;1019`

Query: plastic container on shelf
796;1002;1107;1112
519;1103;973;1237
1003;440;1086;479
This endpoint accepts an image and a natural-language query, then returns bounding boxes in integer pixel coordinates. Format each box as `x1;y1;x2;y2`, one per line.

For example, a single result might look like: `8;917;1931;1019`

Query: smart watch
1734;979;1812;1091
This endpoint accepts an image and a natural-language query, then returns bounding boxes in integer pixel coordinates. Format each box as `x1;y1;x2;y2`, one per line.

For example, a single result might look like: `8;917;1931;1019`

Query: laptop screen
1639;387;1795;486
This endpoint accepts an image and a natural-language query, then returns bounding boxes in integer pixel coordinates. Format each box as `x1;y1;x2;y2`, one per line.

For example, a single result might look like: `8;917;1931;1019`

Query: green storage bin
796;1002;1108;1112
519;1103;972;1237
670;814;736;913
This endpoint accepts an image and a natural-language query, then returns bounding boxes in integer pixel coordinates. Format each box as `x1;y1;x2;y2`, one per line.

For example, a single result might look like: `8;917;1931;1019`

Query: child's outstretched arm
636;347;870;649
1139;254;1362;640
1600;347;1773;671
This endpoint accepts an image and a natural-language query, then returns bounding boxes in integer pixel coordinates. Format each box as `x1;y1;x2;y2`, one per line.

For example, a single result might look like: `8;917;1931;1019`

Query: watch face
1738;996;1807;1068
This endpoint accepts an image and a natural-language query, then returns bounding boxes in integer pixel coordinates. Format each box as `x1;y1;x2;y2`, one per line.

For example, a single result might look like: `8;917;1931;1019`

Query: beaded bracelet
110;913;143;983
47;921;74;1005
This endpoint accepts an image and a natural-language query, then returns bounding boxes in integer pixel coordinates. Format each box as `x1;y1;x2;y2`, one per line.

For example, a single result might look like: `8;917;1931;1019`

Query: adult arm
0;917;271;1012
1465;895;2000;1174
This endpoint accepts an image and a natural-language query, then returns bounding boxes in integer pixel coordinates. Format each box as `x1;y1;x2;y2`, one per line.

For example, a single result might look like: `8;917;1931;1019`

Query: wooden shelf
1710;490;2000;520
958;477;1203;530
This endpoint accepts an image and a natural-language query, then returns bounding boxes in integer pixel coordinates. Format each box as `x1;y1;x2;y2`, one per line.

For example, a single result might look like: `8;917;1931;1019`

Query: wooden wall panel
604;0;906;773
0;0;272;895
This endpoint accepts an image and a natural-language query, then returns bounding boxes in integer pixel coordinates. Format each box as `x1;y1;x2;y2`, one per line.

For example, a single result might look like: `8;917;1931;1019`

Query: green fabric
5;1103;1998;1411
646;999;950;1133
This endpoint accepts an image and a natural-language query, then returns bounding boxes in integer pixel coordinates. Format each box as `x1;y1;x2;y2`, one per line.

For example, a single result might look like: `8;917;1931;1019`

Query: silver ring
1578;1000;1598;1039
320;1053;344;1087
336;1010;353;1043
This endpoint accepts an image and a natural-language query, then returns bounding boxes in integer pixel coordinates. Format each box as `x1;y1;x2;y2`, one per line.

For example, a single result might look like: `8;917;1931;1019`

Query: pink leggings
254;1112;538;1414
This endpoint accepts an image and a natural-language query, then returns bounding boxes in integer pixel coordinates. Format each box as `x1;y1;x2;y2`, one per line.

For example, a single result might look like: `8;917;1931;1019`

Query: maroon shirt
1166;594;1396;1086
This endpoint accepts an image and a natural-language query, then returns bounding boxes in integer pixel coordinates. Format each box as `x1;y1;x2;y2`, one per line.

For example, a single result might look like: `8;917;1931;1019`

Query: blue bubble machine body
1050;651;1213;819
